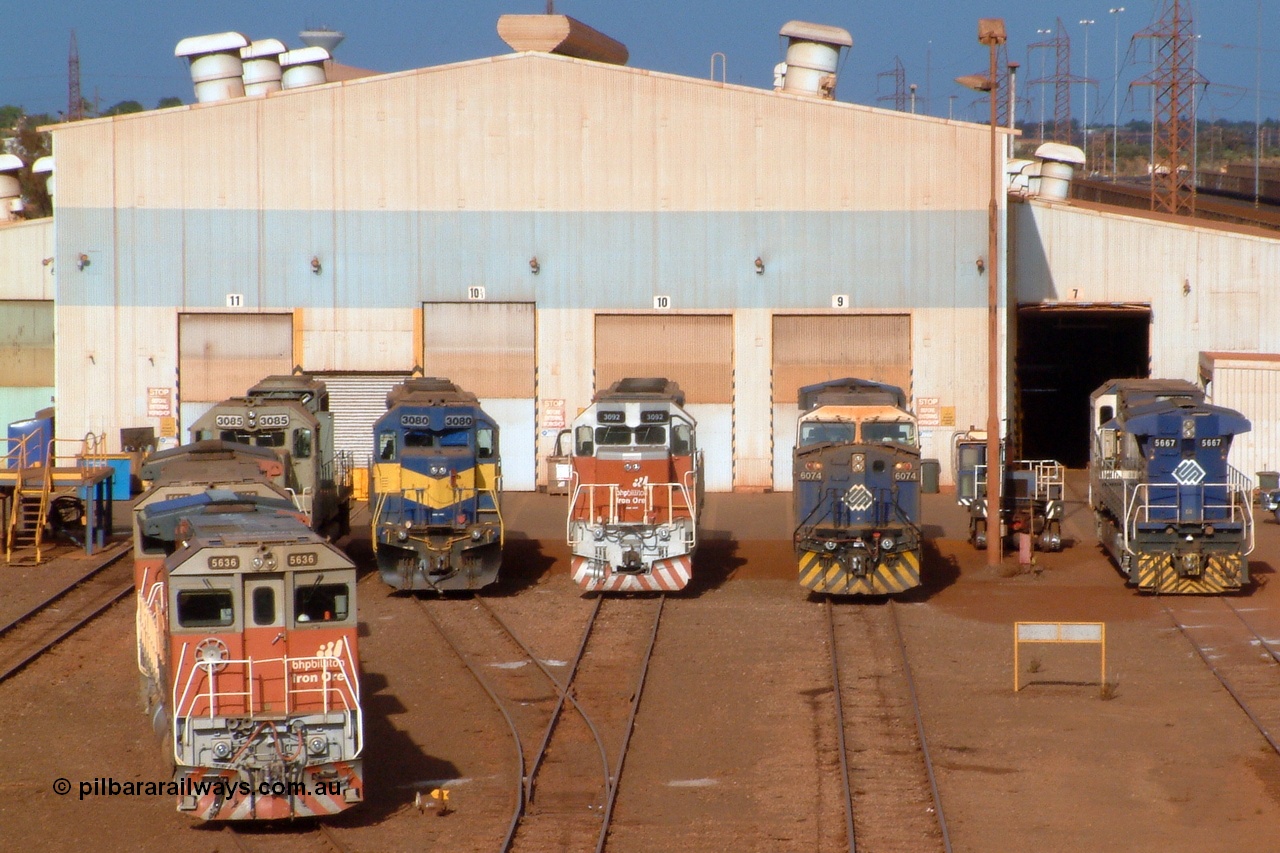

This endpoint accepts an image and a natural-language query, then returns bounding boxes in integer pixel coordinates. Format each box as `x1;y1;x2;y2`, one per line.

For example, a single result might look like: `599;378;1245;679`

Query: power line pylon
1133;0;1203;216
877;56;907;112
68;29;83;121
1052;19;1073;146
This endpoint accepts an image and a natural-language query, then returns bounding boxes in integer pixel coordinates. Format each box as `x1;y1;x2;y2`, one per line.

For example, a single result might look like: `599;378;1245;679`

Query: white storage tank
778;20;852;100
280;46;330;90
175;32;250;103
241;38;286;96
1034;142;1086;201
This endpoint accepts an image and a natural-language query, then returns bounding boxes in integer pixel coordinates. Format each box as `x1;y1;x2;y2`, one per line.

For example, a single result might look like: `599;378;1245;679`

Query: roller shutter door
178;313;292;437
423;302;536;491
0;300;54;431
771;315;911;490
594;315;734;491
319;373;412;466
1202;358;1280;489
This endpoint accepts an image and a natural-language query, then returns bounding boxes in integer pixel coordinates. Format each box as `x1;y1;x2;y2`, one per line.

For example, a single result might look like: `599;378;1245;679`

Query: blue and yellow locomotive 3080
792;378;923;595
370;378;503;591
1089;378;1255;594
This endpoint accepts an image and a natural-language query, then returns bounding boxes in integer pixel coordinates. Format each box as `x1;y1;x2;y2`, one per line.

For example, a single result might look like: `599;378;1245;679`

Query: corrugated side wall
1207;362;1280;486
177;314;293;435
0;300;54;430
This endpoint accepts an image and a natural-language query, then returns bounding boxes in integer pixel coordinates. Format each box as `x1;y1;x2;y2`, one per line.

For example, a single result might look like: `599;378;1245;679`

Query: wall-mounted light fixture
529;256;540;275
310;256;322;275
1182;278;1191;296
77;252;91;271
754;256;765;275
41;256;53;267
975;257;985;274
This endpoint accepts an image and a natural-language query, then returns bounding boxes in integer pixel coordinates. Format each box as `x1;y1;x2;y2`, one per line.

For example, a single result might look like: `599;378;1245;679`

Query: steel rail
316;822;352;853
1160;599;1280;755
0;579;133;685
0;544;129;638
1223;598;1280;666
475;596;610;805
888;600;953;853
415;597;527;852
825;598;859;853
594;594;665;853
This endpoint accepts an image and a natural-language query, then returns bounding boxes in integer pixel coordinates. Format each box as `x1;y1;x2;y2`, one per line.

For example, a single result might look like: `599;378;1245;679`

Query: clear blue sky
2;1;1275;125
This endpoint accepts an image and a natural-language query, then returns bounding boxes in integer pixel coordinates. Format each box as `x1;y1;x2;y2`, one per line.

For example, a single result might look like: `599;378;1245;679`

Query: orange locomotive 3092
133;443;363;821
565;378;703;592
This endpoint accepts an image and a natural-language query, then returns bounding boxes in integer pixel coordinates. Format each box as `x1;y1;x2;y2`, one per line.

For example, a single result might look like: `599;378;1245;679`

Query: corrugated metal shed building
45;45;1006;490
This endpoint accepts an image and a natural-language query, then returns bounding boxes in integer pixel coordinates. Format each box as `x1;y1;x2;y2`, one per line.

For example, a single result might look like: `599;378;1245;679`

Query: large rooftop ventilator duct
32;156;53;201
175;32;250;103
241;38;286;96
280;46;331;90
1034;143;1087;201
778;20;852;100
0;154;23;221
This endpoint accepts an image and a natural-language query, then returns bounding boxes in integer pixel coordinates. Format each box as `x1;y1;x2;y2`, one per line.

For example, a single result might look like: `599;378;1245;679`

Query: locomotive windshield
404;427;470;449
799;422;857;446
217;429;287;448
863;420;916;445
575;421;691;455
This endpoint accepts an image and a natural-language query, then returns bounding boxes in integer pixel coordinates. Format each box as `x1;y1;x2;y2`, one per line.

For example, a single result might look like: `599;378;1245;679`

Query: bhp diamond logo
843;485;874;512
1172;459;1206;486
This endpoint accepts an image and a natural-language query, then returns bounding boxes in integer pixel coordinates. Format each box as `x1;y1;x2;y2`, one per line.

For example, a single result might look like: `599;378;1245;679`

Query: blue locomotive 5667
1088;378;1254;593
792;378;923;595
370;378;503;591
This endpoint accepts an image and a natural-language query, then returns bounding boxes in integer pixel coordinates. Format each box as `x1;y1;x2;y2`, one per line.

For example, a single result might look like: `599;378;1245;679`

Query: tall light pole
958;19;1007;570
1036;28;1052;143
1080;19;1096;158
1110;7;1125;178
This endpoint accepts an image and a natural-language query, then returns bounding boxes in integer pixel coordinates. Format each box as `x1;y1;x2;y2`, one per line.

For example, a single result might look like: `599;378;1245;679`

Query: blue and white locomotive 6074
792;378;923;595
1089;378;1254;593
370;378;503;591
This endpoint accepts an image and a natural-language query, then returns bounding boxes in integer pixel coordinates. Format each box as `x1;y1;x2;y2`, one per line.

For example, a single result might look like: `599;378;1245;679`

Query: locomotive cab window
633;425;665;446
672;423;693;455
477;427;494;459
220;429;285;448
293;428;312;460
863;421;916;445
575;425;595;456
378;431;397;461
596;425;633;446
176;588;235;628
296;579;351;623
800;422;856;446
404;428;469;449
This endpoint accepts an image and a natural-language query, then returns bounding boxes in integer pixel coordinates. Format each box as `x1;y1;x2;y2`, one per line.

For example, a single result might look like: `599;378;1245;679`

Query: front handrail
566;479;696;537
173;641;361;722
1119;480;1255;557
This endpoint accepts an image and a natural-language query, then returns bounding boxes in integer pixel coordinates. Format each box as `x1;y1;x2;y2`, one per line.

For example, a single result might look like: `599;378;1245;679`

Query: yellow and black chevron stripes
1133;552;1246;594
798;548;921;595
372;462;499;508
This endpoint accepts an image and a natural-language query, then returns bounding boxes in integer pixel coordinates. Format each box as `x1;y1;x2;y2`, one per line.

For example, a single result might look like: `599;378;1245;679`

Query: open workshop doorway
1014;304;1150;468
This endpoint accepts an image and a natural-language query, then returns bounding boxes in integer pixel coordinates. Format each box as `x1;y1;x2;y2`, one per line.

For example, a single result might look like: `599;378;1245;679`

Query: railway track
417;593;664;853
0;545;133;684
1159;595;1280;754
826;598;950;853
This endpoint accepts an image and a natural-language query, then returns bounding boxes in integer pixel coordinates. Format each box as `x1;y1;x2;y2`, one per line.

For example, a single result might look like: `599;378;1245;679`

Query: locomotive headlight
825;540;838;551
894;461;913;471
396;529;409;542
212;741;232;761
252;555;263;569
471;528;483;541
658;526;670;540
1182;418;1195;439
879;536;895;551
593;526;606;541
308;736;329;757
804;461;823;472
851;454;865;472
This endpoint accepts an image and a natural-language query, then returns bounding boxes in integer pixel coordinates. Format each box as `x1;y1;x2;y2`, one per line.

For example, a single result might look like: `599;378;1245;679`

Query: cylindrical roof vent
242;38;286;96
1034;142;1086;201
0;154;24;221
280;46;330;90
779;20;852;100
33;156;53;200
175;32;250;103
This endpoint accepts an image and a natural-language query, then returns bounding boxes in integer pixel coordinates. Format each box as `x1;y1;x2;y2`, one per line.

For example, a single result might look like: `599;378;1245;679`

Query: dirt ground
0;479;1278;852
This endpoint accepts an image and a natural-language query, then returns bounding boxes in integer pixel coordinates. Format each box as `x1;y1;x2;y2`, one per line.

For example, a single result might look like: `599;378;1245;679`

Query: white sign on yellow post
1013;621;1106;692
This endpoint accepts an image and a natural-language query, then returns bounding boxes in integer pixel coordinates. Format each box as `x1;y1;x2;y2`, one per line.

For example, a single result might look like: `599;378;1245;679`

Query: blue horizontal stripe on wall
55;208;991;310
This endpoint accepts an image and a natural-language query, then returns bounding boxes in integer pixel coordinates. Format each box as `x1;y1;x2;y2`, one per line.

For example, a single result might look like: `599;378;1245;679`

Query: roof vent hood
33;156;54;200
778;21;852;100
0;154;23;221
175;32;250;103
1034;142;1086;201
241;38;286;96
497;14;628;65
280;46;331;90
